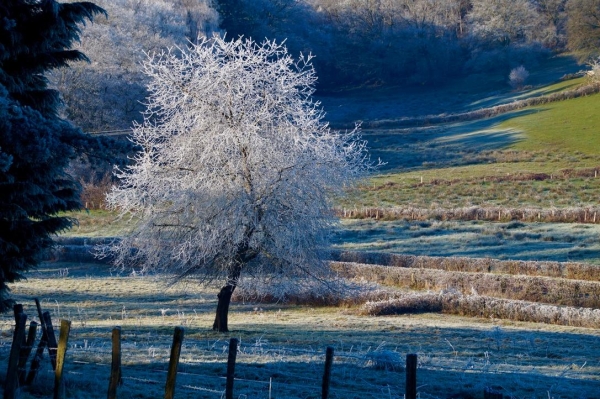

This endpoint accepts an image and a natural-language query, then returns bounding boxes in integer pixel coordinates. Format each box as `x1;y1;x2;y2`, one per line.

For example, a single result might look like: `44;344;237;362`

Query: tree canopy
101;36;371;331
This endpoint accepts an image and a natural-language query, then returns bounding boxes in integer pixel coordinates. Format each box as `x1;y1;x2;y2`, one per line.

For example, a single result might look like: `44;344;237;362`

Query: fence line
2;299;596;398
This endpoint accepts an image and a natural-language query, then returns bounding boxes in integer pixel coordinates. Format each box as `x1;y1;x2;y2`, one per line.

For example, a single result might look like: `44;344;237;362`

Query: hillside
328;56;600;264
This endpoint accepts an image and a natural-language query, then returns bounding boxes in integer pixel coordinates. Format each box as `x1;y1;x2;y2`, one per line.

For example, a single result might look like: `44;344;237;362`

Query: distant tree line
53;0;600;132
217;0;597;89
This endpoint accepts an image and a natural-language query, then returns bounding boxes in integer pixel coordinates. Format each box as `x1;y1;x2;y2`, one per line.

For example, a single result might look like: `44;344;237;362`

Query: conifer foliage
0;0;105;311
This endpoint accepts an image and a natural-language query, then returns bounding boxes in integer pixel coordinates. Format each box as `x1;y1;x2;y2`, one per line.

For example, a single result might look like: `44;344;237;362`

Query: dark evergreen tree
0;0;106;311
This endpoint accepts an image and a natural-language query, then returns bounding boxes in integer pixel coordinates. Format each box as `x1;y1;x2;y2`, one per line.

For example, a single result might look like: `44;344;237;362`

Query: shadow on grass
332;220;600;263
364;109;542;172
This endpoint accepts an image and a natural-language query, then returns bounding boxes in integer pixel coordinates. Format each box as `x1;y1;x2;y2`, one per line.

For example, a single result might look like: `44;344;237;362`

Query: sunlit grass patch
60;209;135;237
502;92;600;155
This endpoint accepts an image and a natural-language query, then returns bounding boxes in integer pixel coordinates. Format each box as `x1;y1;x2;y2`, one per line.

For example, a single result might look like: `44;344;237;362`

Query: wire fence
1;323;596;399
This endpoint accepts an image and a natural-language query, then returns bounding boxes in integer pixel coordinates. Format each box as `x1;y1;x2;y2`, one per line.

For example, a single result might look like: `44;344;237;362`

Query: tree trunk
212;230;258;332
213;284;236;332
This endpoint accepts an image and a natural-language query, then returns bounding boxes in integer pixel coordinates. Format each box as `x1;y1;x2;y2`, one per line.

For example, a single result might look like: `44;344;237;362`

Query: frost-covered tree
50;0;219;132
566;0;600;62
102;36;370;332
509;65;530;88
534;0;568;48
0;0;105;311
468;0;543;46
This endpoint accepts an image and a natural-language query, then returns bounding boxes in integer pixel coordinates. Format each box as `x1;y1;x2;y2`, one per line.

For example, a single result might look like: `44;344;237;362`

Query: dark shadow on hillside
364;109;541;171
318;56;580;129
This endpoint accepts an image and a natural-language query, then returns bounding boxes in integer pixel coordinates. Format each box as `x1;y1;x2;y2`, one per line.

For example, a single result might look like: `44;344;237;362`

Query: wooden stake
225;338;238;399
43;312;59;371
406;353;417;399
18;321;38;384
54;320;71;399
107;327;122;399
26;322;49;385
164;327;184;399
4;313;27;399
322;347;334;399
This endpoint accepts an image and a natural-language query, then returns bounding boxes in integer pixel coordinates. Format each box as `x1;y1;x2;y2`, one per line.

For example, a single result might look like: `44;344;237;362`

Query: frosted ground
1;263;599;399
333;220;600;264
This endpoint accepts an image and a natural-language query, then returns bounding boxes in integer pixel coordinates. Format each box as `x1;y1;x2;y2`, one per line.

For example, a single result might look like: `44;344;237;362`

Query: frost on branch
101;35;371;302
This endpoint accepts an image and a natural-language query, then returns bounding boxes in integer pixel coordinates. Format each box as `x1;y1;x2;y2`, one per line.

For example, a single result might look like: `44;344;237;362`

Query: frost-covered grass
332;219;600;264
1;262;599;399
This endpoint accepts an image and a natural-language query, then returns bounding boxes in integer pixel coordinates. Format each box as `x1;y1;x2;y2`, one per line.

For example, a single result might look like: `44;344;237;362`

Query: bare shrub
586;57;600;83
232;276;394;307
509;65;530;89
363;350;404;371
361;293;443;316
79;172;113;210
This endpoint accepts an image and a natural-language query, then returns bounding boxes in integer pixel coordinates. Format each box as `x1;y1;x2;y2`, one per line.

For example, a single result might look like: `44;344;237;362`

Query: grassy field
1;262;599;399
332;70;600;263
5;55;599;399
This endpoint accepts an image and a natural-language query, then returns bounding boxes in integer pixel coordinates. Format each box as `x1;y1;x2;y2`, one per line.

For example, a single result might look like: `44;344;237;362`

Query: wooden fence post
27;299;54;385
4;312;27;399
164;326;184;399
322;346;334;399
26;323;49;385
225;338;238;399
18;321;38;384
107;327;122;399
406;353;417;399
13;304;26;345
54;320;71;399
43;311;59;370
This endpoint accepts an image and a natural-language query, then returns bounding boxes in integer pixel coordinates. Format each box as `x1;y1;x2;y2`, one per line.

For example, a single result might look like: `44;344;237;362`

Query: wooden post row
164;327;184;399
54;320;71;399
225;338;238;399
107;326;122;399
406;353;417;399
322;346;334;399
4;312;27;399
